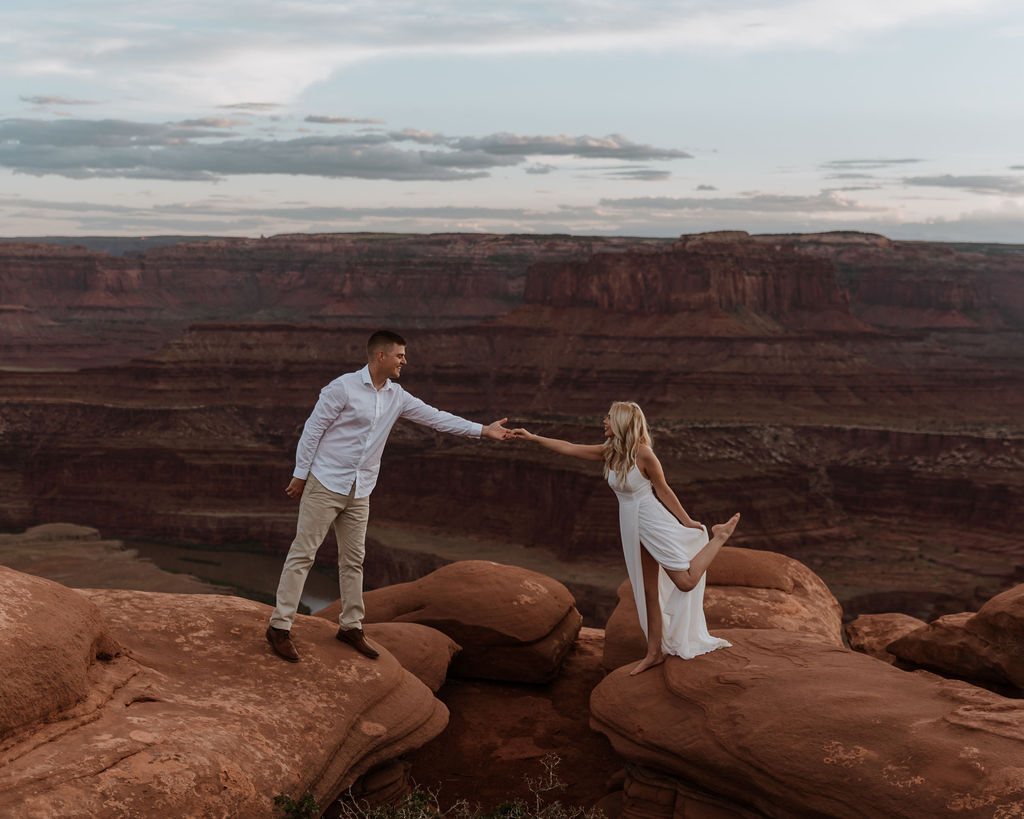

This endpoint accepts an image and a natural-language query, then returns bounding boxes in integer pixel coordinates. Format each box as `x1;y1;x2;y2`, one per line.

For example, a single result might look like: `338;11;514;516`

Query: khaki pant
269;473;370;632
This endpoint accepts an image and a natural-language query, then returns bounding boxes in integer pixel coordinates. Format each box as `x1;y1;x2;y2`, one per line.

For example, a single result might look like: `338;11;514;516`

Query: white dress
608;464;731;659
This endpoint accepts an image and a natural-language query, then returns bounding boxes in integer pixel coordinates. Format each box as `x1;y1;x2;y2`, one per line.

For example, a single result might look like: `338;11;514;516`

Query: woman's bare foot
711;513;741;542
630;651;666;676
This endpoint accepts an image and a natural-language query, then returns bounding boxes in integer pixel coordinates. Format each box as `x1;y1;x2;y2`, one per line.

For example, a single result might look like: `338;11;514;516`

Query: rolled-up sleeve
399;392;482;437
294;382;349;479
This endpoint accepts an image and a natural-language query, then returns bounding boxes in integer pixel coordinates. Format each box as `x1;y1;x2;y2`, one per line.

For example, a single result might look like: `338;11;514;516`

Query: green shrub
275;791;321;819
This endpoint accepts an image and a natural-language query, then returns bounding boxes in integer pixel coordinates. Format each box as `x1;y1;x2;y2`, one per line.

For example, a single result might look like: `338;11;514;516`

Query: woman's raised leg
663;513;740;593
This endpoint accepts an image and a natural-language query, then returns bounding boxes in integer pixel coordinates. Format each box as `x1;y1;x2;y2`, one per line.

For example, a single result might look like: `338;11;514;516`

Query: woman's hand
683;520;704;530
511;428;537;441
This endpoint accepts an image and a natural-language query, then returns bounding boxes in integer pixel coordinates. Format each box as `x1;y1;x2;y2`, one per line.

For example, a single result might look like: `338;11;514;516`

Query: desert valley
1;230;1022;817
1;230;1021;619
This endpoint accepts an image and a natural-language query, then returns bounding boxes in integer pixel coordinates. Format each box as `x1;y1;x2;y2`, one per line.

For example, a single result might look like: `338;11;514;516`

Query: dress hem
664;638;732;660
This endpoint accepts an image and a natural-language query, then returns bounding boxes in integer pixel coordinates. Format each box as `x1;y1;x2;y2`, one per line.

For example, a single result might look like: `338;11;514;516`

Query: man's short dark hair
367;330;406;356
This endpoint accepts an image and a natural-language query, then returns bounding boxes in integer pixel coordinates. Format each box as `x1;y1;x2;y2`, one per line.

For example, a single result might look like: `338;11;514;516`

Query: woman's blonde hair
603;401;653;487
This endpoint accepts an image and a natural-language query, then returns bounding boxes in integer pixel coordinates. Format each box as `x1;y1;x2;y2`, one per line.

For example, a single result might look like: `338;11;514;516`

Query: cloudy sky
2;0;1023;240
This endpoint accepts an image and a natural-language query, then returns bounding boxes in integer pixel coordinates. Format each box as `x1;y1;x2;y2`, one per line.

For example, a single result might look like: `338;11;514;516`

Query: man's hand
285;477;306;499
481;417;513;440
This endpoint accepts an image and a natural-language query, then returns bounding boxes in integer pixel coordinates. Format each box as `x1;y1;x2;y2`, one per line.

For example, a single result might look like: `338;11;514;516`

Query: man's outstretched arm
400;393;510;440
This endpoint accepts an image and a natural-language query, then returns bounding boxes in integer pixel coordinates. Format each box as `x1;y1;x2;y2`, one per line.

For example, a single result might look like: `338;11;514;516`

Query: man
266;330;510;663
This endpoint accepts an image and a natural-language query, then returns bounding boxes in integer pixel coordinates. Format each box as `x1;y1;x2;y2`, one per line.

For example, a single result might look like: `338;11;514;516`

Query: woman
512;402;739;675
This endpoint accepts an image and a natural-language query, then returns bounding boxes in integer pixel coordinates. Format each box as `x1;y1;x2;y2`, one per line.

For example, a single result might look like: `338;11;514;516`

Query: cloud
0;117;688;182
383;130;690;162
0;195;137;214
903;174;1024;195
595;168;671;181
389;128;449;145
822;158;924;170
0;118;481;181
306;115;387;125
600;190;884;213
697;184;717;191
1;1;1002;111
824;172;878;180
884;200;1024;242
453;133;691;160
216;102;282;112
20;94;98;105
525;163;556;175
176;118;250;128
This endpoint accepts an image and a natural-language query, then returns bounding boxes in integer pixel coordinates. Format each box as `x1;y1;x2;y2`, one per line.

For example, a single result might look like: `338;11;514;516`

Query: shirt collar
359;364;393;391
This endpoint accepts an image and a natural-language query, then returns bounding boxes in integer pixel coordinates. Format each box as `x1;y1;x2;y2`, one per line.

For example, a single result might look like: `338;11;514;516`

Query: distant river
128;541;340;615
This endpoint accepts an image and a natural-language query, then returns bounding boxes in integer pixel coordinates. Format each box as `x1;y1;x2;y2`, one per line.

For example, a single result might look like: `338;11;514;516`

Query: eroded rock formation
592;550;1024;818
844;612;928;665
591;630;1024;818
5;526;1024;817
362;622;461;693
0;567;448;817
0;566;120;738
885;584;1024;693
317;560;583;683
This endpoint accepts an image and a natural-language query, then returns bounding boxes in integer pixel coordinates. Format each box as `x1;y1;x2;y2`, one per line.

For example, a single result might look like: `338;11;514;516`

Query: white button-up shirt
293;365;483;496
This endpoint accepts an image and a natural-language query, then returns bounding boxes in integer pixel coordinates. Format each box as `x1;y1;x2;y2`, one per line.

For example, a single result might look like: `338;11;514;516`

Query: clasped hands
481;418;535;441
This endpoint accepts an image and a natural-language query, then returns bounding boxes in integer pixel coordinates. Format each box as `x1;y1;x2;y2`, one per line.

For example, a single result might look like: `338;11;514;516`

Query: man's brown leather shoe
266;626;300;663
336;627;380;659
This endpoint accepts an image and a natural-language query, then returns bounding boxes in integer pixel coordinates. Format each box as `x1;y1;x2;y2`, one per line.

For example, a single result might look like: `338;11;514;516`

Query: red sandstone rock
887;584;1024;691
363;622;461;692
0;574;447;817
967;583;1024;646
590;628;1024;818
845;612;928;664
318;560;583;683
703;546;843;640
0;566;120;738
603;547;843;670
405;627;621;811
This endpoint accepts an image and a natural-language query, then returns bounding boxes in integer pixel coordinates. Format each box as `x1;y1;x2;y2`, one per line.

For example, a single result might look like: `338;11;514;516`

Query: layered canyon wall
1;231;1022;620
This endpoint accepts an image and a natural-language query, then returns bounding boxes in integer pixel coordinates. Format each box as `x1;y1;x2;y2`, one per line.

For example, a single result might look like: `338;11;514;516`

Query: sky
1;0;1023;241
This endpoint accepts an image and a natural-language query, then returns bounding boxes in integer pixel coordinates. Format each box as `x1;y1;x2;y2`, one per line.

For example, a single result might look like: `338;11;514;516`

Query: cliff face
763;233;1024;330
0;234;650;367
5;230;1022;368
524;233;861;332
1;231;1022;621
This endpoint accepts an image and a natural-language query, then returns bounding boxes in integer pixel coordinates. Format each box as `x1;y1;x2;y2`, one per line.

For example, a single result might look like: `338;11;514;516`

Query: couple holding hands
266;331;739;676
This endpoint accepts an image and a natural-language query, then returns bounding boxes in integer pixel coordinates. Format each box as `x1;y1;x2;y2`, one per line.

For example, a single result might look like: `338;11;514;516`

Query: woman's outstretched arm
512;428;604;461
637;446;703;529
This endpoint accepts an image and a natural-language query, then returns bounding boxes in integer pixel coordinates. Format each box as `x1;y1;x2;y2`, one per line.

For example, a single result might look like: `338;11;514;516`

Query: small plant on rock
332;754;603;819
275;791;321;819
